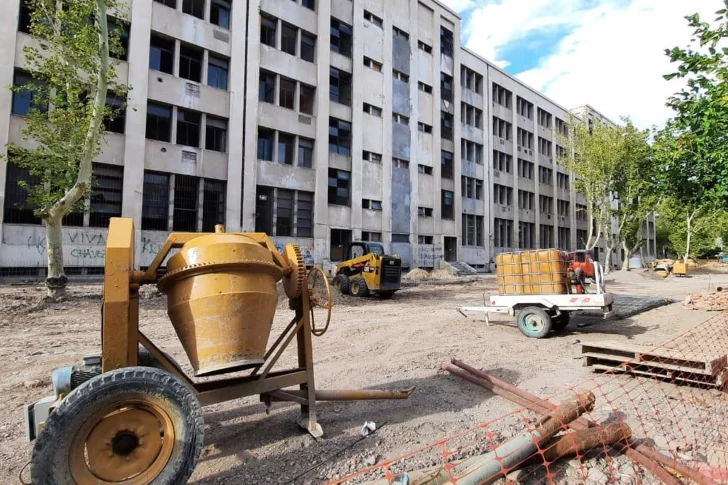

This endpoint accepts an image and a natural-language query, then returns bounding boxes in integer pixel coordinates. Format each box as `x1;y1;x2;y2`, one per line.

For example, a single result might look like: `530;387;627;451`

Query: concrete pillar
241;0;261;232
408;0;419;255
452;17;462;262
350;1;364;241
121;0;153;264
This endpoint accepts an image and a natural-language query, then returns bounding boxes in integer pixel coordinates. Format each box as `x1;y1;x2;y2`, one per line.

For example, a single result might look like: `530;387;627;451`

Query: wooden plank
590;363;723;388
582;340;725;374
582;352;715;376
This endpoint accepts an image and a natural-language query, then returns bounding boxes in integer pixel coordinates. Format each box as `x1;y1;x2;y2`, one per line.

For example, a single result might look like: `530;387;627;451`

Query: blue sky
440;0;720;128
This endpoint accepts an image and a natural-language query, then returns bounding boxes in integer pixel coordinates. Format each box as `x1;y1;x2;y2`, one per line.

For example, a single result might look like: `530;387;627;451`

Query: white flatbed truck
458;263;615;338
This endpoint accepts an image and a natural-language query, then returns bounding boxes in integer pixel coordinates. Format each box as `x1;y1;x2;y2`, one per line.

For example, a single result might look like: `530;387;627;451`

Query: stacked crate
496;249;571;295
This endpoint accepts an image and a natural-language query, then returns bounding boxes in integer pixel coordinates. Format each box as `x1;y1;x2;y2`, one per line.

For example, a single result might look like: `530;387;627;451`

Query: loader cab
347;242;384;260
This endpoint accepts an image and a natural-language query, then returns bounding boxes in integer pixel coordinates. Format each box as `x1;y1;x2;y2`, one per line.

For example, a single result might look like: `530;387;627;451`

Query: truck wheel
31;367;203;485
517;307;552;338
552;311;571;331
333;274;350;295
350;277;369;297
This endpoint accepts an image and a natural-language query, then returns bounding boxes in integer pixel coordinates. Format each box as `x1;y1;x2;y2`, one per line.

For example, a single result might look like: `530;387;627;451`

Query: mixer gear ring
282;244;305;298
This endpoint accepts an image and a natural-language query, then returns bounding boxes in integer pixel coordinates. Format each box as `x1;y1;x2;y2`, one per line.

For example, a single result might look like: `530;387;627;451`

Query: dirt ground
1;266;728;484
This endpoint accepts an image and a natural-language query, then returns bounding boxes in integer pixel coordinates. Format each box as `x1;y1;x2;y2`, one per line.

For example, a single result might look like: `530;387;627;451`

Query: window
299;83;315;115
149;34;174;74
517;128;534;150
518;159;534;179
363;103;382;117
517;97;534;119
103;94;126;134
363;151;382;163
557;173;570;190
363;57;383;72
330;18;353;57
460;66;483;94
539;166;553;184
206;117;227;152
441;112;453;140
440;26;453;56
392;234;409;243
182;0;204;18
519;222;535;249
208;55;229;90
540;225;554;248
298;137;314;168
364;10;383;28
281;22;297;55
493;116;512;140
418;81;432;94
362;199;383;211
418;207;433;217
363;231;383;242
257;128;274;161
329;67;352;106
259;70;276;103
176;109;200;147
461;140;483;165
301;32;316;62
255;186;274;233
555;117;569;137
418;122;432;134
210;0;230;29
393;26;408;39
462;214;484;247
202;179;226;232
576;204;587;221
492;83;512;109
461;104;482;128
393;70;409;83
142;171;169;230
155;0;176;6
441;151;454;179
297;191;314;237
538;108;553;128
461;177;482;200
538;137;553;157
393;158;409;169
540;195;553;214
277;133;295;165
556;145;567;161
276;189;293;236
328;168;350;206
393;113;409;125
494;218;513;248
518;190;535;210
173;175;199;231
558;199;570;217
302;0;316;10
179;44;202;82
146;102;172;142
18;0;32;33
261;15;277;48
11;71;46;116
279;77;296;109
108;19;130;61
3;162;41;224
418;40;432;54
441;190;454;219
494;184;513;206
329;118;351;156
558;227;570;250
493;150;512;173
441;73;453;102
418;235;433;244
418;164;433;175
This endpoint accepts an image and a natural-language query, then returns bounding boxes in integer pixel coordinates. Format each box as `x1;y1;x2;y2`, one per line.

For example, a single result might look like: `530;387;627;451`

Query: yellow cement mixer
24;218;413;484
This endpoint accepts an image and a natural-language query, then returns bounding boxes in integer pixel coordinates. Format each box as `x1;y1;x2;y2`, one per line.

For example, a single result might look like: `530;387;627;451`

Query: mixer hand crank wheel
307;267;332;337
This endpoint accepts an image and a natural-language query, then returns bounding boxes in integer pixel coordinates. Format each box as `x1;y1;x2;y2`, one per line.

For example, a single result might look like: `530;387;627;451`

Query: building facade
0;0;655;277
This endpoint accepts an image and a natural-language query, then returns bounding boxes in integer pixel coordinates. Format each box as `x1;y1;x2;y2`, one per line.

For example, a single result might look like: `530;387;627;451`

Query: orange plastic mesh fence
326;312;728;485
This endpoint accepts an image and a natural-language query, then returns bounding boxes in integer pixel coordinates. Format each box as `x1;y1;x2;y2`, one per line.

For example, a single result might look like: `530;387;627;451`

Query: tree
557;116;653;273
3;0;128;298
655;3;728;263
657;199;728;260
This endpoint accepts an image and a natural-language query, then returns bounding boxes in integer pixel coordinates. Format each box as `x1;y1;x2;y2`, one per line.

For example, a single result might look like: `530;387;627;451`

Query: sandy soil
1;268;727;484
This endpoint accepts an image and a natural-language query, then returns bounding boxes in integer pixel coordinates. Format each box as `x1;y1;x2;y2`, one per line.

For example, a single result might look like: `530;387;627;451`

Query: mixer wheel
31;367;203;485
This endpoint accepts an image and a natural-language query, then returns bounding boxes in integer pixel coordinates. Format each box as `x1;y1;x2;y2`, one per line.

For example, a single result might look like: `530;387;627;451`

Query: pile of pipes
374;360;712;485
684;289;728;311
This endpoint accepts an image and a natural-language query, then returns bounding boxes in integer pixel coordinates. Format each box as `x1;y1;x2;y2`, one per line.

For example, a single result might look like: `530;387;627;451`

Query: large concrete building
0;0;655;277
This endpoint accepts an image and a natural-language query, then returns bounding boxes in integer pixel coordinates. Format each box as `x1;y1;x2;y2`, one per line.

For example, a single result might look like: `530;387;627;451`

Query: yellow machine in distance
332;242;403;298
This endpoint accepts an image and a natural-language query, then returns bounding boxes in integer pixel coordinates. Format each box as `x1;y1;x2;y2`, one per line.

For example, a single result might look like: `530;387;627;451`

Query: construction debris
684;289;728;311
581;340;728;388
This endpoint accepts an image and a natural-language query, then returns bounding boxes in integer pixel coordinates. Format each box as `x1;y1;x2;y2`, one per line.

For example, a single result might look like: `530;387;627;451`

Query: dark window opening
179;44;202;82
205;117;227;152
3;162;41;224
299;83;315;115
328;168;350;206
11;70;47;116
298;137;314;168
330;18;352;57
89;163;123;228
255;186;274;234
149;34;174;74
155;0;177;6
440;26;453;56
281;23;297;55
173;175;199;231
441;112;453;141
330;229;352;261
103;93;126;134
145;102;172;142
210;0;230;29
329;67;351;106
259;70;276;103
182;0;204;19
301;32;316;62
208;55;229;90
202;179;226;232
297;191;313;237
176;108;201;147
257;128;274;161
18;0;32;33
329;118;351;156
277;133;295;165
441;151;453;179
441;190;454;220
276;189;293;236
108;19;130;61
261;15;277;48
279;77;296;109
142;171;170;231
441;73;453;102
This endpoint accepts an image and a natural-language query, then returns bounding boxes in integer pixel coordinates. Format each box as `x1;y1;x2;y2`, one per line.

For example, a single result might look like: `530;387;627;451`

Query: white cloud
457;0;719;128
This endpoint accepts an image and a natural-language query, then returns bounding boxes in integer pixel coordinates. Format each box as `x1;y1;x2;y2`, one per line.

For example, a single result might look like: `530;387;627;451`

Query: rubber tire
517;306;553;338
551;311;571;331
333;274;350;295
31;367;204;485
379;290;395;300
350;277;369;297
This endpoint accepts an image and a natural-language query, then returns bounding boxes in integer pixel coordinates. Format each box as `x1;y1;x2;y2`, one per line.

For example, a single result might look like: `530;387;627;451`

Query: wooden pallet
582;340;728;389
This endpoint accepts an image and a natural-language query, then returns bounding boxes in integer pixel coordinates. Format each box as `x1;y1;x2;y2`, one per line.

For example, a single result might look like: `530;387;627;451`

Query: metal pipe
277;387;416;401
542;423;632;462
446;360;706;485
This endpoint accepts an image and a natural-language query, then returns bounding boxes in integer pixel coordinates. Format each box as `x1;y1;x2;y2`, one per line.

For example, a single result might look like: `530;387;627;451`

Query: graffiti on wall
416;243;443;267
273;241;315;266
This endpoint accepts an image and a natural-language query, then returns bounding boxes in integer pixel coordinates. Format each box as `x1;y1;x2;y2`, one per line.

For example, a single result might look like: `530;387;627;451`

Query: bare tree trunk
621;241;630;271
684;210;694;265
604;243;614;274
43;0;110;299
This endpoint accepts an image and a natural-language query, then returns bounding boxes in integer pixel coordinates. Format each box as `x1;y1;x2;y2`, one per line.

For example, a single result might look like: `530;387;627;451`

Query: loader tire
350;277;369;297
31;367;203;485
333;274;350;295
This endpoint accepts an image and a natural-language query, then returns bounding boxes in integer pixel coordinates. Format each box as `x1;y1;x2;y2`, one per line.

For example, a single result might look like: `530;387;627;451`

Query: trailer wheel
552;311;571;331
517;307;552;338
350;277;369;297
333;274;350;295
31;366;203;485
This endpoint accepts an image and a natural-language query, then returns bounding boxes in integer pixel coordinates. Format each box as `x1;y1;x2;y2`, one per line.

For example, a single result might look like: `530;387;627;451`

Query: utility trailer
458;263;615;338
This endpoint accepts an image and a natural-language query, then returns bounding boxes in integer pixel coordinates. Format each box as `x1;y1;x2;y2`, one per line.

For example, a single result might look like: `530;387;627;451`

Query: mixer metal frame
101;218;324;436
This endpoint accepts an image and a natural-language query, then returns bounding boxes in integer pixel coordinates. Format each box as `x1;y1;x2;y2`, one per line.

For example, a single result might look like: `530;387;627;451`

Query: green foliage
3;0;127;219
658;200;728;258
